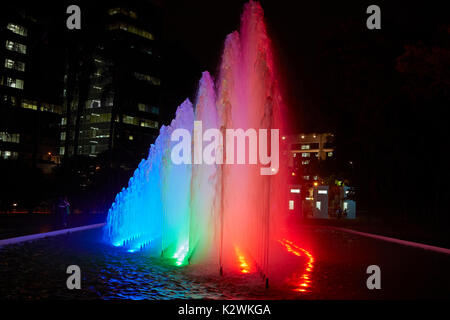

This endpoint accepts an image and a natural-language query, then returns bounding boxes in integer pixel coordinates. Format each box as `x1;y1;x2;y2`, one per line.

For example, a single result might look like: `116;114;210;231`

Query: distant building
0;7;64;170
284;132;355;219
62;1;162;169
285;132;335;183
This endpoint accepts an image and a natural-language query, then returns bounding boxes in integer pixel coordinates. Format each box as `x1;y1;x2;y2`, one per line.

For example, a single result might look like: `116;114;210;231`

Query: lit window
303;175;310;180
0;132;20;143
343;202;348;210
138;103;159;115
129;135;134;141
5;40;26;54
60;132;66;141
318;190;327;195
301;153;310;157
315;201;321;210
108;8;138;19
59;147;65;155
21;100;38;110
123;115;137;125
6;77;24;89
0;150;18;160
61;117;67;125
134;72;161;85
302;160;309;165
328;152;333;157
289;200;294;210
301;145;310;150
107;23;154;40
4;59;25;71
140;119;158;129
41;103;62;114
89;100;101;108
89;113;111;124
7;23;27;36
290;189;300;194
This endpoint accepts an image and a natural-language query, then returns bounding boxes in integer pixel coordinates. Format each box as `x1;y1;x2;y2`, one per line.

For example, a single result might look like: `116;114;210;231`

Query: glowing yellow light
235;247;251;274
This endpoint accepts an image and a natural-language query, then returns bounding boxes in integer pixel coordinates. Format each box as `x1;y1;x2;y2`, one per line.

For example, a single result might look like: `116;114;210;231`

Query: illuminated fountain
105;1;288;281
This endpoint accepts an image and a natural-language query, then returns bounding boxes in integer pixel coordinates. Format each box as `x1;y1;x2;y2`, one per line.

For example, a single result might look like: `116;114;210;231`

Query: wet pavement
0;226;449;299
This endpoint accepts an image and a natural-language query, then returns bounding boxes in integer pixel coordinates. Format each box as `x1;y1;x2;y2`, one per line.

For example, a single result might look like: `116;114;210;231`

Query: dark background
0;0;449;241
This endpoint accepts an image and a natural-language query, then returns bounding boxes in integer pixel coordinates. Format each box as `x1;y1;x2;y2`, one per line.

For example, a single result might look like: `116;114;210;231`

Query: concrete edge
0;223;106;247
322;226;450;255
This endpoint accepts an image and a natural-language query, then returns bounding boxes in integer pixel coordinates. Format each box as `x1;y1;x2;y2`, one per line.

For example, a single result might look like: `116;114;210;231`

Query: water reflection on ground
0;227;449;299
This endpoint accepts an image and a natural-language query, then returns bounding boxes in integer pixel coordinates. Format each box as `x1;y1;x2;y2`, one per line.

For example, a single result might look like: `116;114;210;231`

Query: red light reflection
278;238;314;292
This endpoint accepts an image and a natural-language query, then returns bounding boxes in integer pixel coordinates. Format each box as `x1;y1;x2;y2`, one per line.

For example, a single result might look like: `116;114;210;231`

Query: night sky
156;0;448;132
7;0;447;133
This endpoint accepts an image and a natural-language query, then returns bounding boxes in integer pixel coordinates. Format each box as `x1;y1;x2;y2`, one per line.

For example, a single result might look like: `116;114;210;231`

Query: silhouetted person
337;207;342;219
57;196;70;228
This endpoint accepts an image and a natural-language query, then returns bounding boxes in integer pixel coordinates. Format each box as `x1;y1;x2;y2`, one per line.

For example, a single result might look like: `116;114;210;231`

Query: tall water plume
105;1;288;277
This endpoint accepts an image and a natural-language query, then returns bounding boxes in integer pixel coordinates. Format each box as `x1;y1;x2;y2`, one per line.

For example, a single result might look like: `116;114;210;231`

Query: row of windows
138;103;159;115
86;96;114;109
303;176;319;181
134;72;160;85
85;98;159;116
0;150;18;160
41;103;63;114
0;132;20;143
5;58;25;71
87;113;158;129
108;8;138;19
296;151;333;158
291;143;320;150
0;76;24;89
140;119;158;129
5;40;26;54
20;100;62;114
7;23;27;37
0;98;65;114
123;115;158;129
89;113;112;124
22;100;38;110
107;22;154;41
84;127;110;140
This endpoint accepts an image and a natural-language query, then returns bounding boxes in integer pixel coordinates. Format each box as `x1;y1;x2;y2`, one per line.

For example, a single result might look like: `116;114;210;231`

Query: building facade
286;132;335;184
0;5;64;170
285;132;355;219
62;1;162;169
